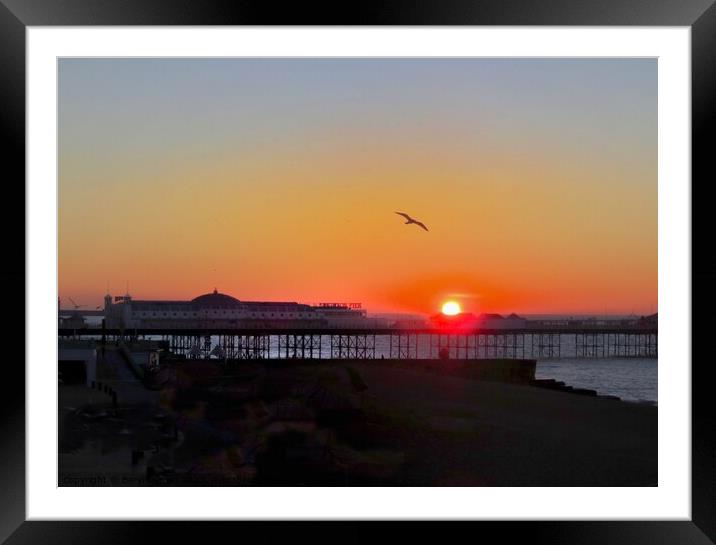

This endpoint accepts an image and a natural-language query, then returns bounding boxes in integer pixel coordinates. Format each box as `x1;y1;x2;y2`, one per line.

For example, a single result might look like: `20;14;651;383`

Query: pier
58;325;658;360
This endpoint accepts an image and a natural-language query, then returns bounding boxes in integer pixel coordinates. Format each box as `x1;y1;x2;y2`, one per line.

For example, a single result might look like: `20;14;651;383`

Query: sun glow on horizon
58;59;657;316
441;301;461;316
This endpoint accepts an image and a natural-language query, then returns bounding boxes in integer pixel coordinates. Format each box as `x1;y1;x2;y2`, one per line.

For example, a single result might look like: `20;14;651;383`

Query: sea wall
366;358;537;384
257;357;537;384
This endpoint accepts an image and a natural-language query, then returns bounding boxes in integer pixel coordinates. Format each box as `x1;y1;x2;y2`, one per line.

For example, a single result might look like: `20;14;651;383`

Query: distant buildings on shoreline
58;289;657;331
429;312;528;330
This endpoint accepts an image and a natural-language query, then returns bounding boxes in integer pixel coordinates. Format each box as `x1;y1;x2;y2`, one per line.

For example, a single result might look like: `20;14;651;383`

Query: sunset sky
58;58;657;316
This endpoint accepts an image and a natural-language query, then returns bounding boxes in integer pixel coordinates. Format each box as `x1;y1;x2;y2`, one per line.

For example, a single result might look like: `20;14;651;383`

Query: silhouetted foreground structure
60;326;658;360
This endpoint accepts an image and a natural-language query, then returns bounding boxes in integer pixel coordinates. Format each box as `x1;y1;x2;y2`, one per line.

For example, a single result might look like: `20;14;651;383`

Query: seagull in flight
395;211;429;232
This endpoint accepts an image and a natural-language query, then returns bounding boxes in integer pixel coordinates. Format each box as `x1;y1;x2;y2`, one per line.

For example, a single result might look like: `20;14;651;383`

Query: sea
535;358;656;403
367;335;657;404
527;314;657;404
82;315;658;404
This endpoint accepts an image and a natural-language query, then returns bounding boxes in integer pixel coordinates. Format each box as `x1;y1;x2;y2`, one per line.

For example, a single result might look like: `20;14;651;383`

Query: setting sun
441;301;461;316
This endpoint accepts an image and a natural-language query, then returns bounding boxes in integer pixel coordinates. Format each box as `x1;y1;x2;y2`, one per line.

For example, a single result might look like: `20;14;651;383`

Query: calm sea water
531;334;657;403
195;334;658;403
82;316;657;403
536;358;657;403
368;336;658;403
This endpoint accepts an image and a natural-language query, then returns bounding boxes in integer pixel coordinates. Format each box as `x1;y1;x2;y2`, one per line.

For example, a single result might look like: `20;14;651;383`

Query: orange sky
58;59;657;316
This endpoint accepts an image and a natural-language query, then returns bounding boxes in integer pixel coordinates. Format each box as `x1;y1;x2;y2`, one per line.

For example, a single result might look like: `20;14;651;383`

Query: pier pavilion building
103;289;387;329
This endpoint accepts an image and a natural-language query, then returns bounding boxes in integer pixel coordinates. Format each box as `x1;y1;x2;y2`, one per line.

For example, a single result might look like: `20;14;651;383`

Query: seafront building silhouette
101;289;386;329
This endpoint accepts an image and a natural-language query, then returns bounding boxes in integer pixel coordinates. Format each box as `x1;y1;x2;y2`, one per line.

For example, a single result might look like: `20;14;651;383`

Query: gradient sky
58;58;657;315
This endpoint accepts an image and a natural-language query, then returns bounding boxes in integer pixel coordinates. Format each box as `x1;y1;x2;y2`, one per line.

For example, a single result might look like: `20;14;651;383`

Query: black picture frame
2;1;713;543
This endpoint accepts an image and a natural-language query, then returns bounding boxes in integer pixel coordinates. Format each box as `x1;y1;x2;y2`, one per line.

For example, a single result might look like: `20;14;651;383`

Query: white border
27;27;691;520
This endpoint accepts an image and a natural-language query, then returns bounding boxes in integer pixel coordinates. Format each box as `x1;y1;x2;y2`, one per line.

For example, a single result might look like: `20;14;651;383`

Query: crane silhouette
68;298;84;310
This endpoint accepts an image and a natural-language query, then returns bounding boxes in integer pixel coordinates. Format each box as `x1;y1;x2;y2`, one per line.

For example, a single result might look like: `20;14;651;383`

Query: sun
441;301;461;316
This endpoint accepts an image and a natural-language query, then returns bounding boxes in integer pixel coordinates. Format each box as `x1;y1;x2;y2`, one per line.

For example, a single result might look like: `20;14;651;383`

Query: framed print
3;0;714;543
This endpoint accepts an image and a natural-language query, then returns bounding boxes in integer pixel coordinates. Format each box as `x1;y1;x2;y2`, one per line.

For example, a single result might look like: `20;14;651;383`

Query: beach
59;353;657;486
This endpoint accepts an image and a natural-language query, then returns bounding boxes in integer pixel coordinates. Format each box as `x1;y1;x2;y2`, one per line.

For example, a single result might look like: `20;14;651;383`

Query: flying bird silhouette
395;211;429;232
